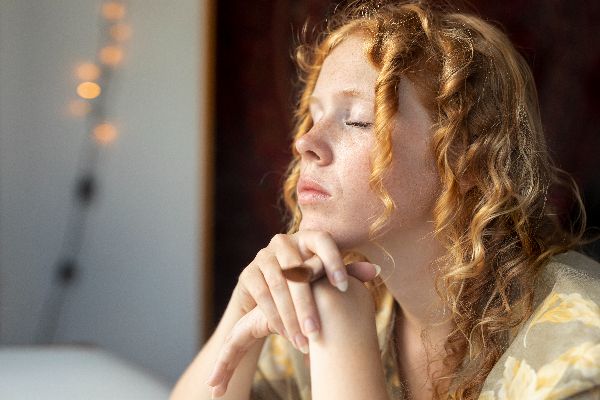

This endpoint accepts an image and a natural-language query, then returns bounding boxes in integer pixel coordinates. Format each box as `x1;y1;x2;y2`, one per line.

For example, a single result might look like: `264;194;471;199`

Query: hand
233;230;378;354
207;273;381;398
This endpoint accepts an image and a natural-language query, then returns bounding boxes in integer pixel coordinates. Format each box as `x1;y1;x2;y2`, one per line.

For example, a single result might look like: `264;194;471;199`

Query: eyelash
344;121;372;128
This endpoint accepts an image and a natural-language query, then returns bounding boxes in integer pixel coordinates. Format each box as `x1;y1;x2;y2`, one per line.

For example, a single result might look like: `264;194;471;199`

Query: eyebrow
309;87;374;104
340;87;373;100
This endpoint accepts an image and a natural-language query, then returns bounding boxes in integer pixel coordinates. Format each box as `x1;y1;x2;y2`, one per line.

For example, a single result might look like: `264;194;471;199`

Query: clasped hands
206;230;380;397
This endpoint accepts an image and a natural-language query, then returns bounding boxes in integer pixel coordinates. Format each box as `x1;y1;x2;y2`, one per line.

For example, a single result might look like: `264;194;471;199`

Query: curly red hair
282;1;587;398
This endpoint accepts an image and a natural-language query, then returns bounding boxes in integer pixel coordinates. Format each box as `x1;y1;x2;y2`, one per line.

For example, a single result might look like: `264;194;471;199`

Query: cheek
386;140;440;215
336;139;374;197
336;143;384;223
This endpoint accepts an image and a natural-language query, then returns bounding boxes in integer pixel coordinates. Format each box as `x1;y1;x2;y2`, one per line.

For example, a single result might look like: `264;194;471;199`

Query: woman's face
296;35;440;252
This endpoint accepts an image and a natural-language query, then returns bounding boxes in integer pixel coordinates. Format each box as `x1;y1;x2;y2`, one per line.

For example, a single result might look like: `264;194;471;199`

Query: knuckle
227;341;242;355
267;275;289;293
223;331;235;347
313;230;331;242
223;332;242;354
279;309;299;327
238;266;250;281
252;286;272;304
252;315;268;337
269;233;289;247
254;248;270;262
266;313;283;328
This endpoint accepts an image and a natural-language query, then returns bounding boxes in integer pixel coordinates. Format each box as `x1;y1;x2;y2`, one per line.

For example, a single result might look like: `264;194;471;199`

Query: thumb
345;262;380;283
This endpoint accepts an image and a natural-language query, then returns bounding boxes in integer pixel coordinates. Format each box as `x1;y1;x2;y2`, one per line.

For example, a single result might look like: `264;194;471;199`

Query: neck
356;226;454;400
355;224;452;342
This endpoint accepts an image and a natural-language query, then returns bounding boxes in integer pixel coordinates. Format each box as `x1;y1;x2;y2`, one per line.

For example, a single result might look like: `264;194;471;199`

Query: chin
298;221;370;252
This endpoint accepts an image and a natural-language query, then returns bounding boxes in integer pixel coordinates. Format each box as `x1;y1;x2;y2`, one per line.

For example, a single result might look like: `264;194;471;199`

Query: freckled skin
296;36;441;255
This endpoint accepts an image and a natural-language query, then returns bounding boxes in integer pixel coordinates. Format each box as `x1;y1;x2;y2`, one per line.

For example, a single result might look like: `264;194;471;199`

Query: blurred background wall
0;0;209;384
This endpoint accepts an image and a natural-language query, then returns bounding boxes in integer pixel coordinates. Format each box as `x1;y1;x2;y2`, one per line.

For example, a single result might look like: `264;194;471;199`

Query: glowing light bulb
100;46;123;65
76;63;101;81
102;2;125;20
94;123;117;143
110;23;132;41
69;99;92;116
77;82;101;99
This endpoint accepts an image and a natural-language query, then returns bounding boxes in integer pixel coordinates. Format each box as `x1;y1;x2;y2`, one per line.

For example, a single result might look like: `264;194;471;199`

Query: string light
94;123;117;143
110;23;132;41
46;0;130;343
76;82;101;99
99;45;123;65
69;1;131;117
102;2;126;20
76;63;101;81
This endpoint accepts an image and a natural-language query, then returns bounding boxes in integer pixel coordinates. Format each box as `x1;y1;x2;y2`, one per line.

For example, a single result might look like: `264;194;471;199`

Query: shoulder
546;251;600;292
480;251;600;400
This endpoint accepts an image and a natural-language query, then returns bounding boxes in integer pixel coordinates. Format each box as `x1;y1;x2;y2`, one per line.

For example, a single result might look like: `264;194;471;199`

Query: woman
172;1;600;399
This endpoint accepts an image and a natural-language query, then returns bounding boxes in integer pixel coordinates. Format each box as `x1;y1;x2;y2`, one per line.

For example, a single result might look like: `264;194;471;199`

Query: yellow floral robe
251;251;600;400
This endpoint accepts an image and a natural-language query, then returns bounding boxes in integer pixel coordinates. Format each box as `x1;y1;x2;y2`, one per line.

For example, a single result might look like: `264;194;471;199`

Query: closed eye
344;121;372;128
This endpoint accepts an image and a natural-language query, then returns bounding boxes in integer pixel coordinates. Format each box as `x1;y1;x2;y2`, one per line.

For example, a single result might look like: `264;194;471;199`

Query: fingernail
304;318;319;342
373;263;381;277
295;332;309;354
334;270;347;292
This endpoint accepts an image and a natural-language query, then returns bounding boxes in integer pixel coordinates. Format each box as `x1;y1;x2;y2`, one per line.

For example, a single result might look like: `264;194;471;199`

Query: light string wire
35;0;131;343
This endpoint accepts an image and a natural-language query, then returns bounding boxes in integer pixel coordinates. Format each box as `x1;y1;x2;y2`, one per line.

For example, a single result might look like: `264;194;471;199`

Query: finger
209;368;232;398
269;233;304;269
237;265;286;337
283;261;379;284
262;234;309;347
281;265;313;282
261;260;305;351
207;308;275;393
264;234;318;351
288;280;320;347
345;262;381;282
297;231;348;292
210;368;234;398
281;254;323;282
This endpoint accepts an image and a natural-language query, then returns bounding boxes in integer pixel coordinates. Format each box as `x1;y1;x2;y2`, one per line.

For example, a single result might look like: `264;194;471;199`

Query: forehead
312;36;379;101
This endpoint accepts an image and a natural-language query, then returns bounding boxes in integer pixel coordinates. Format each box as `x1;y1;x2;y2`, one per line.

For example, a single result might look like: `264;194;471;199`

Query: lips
297;177;331;203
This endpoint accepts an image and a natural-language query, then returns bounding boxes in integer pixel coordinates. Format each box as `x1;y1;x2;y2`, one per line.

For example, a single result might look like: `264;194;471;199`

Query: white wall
0;0;207;383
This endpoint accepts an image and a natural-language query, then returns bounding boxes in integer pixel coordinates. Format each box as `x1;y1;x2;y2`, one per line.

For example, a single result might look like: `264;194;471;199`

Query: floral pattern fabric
251;251;600;399
479;252;600;400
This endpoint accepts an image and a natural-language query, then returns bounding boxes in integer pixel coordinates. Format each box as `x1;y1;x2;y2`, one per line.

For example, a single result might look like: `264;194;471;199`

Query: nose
294;120;333;166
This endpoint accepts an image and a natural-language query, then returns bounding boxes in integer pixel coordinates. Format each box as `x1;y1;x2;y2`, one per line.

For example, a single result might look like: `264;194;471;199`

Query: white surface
0;0;207;382
0;346;172;399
